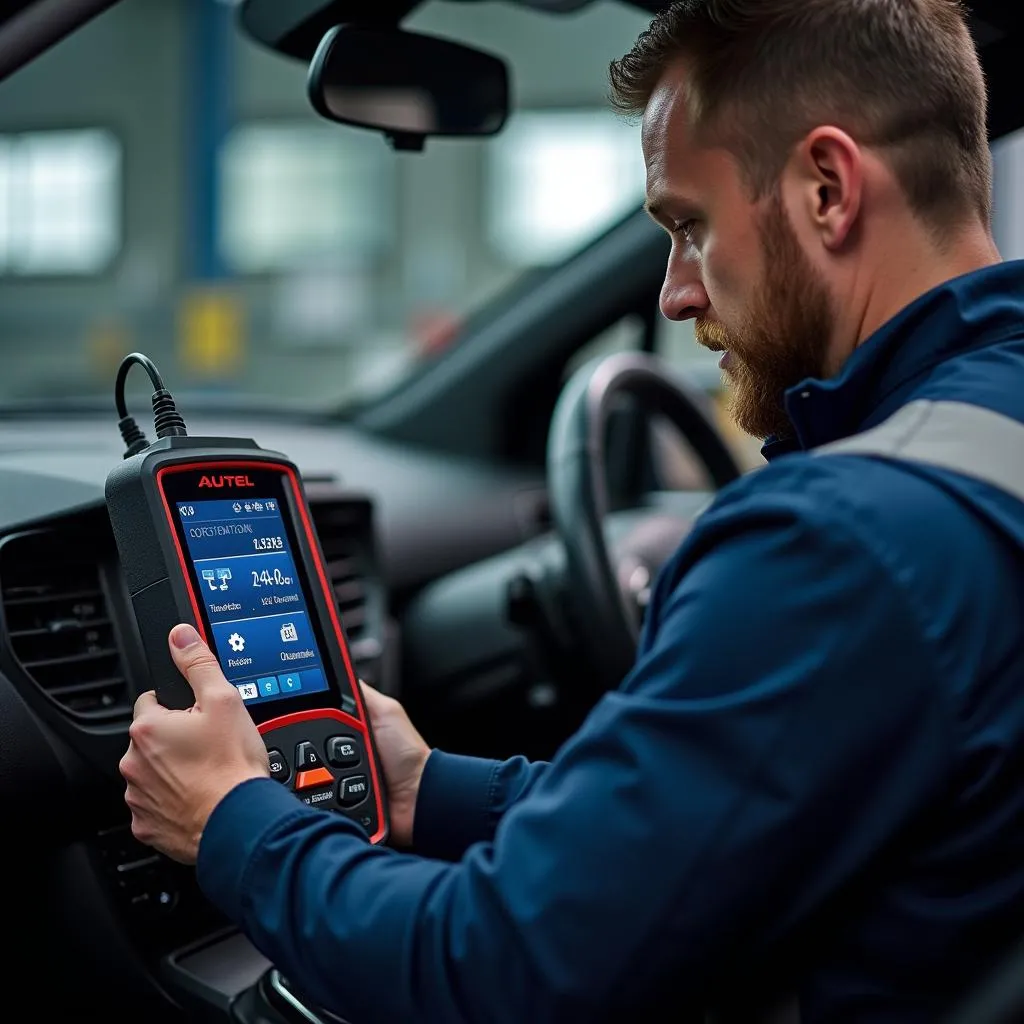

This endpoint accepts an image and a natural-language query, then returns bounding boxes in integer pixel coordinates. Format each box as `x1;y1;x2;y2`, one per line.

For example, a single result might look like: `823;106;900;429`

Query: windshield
0;1;653;409
0;3;1022;411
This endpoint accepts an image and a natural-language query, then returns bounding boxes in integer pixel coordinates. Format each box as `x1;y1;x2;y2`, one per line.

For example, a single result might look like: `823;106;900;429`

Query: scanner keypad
260;715;379;839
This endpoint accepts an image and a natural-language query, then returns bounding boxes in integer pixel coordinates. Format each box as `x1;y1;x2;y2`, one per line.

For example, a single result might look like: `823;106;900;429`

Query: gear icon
227;632;245;653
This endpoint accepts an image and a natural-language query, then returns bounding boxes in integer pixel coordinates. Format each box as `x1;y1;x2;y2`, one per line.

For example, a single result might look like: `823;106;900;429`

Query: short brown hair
610;0;992;230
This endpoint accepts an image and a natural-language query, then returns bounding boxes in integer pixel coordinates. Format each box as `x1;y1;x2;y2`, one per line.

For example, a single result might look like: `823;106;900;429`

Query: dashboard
0;407;706;1019
0;409;548;1013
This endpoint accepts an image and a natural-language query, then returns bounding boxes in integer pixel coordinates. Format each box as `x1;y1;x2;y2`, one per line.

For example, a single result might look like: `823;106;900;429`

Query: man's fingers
168;624;238;706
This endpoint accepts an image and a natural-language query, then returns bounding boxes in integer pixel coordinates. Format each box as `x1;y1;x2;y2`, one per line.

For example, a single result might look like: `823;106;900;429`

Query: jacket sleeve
196;492;953;1024
412;751;551;860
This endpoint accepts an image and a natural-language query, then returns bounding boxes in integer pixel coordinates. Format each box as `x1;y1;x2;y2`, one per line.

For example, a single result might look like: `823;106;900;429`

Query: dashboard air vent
0;531;130;722
310;499;380;665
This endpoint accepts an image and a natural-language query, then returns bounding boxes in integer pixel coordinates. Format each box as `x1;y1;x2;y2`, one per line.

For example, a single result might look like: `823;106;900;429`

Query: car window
993;128;1024;261
0;0;651;408
0;1;1020;429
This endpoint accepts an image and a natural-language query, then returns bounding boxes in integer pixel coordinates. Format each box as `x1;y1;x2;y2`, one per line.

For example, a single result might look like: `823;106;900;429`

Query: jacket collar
761;259;1024;462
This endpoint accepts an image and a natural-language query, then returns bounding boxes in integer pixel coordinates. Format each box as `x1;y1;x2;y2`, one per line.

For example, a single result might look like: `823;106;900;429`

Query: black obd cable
114;352;188;458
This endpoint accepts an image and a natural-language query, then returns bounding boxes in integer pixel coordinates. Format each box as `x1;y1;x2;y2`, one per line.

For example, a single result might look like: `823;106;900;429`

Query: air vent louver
1;532;130;722
310;501;379;663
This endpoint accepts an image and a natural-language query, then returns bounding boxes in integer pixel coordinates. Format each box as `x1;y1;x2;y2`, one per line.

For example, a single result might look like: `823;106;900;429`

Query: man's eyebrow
645;193;699;225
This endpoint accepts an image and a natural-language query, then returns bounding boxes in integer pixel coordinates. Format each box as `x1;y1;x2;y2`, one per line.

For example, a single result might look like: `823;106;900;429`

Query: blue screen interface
176;497;330;707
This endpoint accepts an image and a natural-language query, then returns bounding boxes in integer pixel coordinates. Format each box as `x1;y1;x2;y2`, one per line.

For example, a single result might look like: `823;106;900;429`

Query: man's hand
359;683;430;848
119;624;270;864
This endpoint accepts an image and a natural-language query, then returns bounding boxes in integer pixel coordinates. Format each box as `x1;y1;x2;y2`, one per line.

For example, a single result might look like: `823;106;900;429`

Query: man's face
642;63;835;440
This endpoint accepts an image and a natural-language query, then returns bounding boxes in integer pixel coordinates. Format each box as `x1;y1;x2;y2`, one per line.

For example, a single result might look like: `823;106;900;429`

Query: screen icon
236;682;258;701
258;676;280;696
279;673;302;693
227;632;246;653
201;567;232;592
280;622;298;643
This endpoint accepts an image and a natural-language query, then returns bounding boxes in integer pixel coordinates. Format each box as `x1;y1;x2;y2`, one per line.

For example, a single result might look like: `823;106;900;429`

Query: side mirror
307;25;510;151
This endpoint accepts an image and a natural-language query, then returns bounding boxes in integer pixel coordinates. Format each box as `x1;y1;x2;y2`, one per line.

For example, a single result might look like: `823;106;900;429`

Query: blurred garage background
0;0;1019;471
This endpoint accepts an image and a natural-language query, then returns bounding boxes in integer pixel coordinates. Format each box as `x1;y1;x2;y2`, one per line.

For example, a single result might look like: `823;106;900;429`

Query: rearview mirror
307;26;510;151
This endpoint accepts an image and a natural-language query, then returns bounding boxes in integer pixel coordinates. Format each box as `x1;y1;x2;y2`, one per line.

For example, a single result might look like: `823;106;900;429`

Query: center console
163;930;352;1023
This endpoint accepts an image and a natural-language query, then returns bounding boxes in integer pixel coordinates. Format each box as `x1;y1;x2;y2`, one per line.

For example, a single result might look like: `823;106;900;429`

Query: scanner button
326;735;361;769
337;774;369;808
295;741;322;770
299;785;335;809
267;748;289;782
296;766;334;791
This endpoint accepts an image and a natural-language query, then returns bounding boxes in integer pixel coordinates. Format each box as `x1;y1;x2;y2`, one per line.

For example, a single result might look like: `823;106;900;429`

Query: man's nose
660;267;709;322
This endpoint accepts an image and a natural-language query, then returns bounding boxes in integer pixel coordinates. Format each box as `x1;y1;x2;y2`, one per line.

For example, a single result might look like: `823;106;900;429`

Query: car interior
0;1;1022;1021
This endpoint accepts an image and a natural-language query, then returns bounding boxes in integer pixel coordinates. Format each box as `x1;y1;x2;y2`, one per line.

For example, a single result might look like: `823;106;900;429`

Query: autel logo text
197;474;255;489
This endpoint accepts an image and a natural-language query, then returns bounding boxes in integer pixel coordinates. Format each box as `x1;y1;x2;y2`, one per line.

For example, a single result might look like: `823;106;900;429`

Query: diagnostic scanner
104;353;389;843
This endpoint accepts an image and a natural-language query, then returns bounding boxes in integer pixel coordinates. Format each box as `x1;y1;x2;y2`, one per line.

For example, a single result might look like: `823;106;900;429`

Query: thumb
359;679;393;723
359;679;382;712
168;624;237;705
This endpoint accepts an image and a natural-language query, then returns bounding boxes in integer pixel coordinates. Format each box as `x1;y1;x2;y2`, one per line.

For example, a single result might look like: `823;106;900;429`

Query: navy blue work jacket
198;260;1024;1023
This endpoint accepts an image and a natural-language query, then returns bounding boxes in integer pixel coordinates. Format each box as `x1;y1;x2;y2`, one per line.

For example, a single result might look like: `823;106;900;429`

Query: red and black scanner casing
105;436;388;844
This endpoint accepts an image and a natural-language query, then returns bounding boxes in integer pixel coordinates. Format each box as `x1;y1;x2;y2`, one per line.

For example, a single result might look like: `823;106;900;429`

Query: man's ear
790;126;863;251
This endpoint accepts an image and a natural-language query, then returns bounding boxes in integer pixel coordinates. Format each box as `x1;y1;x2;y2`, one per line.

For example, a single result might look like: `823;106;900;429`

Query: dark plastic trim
0;0;120;82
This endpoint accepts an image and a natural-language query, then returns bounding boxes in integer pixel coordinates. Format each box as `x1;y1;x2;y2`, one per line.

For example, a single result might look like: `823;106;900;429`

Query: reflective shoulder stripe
814;400;1024;503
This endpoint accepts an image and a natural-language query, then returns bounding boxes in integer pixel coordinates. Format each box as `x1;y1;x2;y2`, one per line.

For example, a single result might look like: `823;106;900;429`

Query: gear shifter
257;969;352;1024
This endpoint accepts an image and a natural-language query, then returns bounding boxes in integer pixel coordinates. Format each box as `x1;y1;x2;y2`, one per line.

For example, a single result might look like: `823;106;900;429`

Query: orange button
295;767;334;790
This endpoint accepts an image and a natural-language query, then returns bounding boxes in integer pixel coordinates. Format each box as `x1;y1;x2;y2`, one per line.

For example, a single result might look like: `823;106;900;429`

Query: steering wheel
546;351;744;689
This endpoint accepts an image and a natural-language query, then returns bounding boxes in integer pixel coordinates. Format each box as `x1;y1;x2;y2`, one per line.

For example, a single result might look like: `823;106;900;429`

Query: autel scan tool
104;353;388;843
